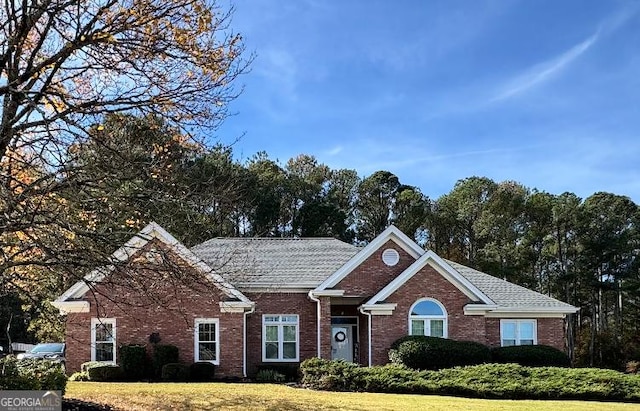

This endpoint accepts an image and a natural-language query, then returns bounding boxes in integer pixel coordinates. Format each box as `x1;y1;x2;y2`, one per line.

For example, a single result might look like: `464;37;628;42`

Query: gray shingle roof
191;238;360;289
445;259;576;309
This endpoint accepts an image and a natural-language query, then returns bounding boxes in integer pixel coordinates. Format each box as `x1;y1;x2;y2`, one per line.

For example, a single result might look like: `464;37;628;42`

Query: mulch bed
63;399;116;411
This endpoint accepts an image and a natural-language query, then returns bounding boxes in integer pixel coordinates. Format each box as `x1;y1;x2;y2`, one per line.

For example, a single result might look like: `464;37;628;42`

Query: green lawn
66;382;640;411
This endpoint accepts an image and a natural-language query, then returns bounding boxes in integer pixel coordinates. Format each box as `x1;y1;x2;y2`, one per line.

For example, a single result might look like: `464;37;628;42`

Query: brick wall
244;292;318;377
333;240;416;296
64;240;245;377
485;317;566;350
369;263;487;364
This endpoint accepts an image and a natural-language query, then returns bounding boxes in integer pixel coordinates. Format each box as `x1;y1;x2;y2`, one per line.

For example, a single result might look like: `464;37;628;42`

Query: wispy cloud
325;145;343;156
489;31;599;103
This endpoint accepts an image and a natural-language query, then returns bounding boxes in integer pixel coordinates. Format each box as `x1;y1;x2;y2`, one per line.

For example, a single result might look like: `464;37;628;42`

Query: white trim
307;291;322;358
313;225;424;292
219;301;254;313
90;318;116;363
464;304;578;317
311;290;345;297
500;319;537;346
50;301;90;314
194;318;220;365
358;306;373;367
359;303;397;316
53;222;253;305
365;250;494;307
262;314;300;362
408;298;448;338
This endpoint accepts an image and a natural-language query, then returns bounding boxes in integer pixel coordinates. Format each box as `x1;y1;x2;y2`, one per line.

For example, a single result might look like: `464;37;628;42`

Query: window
91;318;116;362
409;299;447;338
263;315;299;362
194;318;219;364
500;319;537;346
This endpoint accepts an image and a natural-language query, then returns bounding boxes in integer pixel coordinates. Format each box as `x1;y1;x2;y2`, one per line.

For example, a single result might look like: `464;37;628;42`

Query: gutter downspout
308;291;322;358
359;306;372;367
243;304;255;378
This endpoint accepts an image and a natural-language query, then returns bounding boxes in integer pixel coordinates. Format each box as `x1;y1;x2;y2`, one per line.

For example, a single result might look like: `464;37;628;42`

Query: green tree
355;171;400;242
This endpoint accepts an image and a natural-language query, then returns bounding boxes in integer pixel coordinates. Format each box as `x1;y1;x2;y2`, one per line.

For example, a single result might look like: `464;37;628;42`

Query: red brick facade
334;240;415;297
60;231;570;378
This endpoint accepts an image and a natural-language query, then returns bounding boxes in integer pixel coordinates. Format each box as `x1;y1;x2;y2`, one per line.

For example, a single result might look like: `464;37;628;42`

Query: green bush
389;336;491;370
255;369;286;383
0;357;67;393
190;362;216;382
119;344;150;381
491;345;570;367
153;344;179;377
87;363;123;382
161;363;190;382
300;358;640;401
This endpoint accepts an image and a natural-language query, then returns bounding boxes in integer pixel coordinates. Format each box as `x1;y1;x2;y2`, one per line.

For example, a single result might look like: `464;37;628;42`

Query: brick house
52;222;578;377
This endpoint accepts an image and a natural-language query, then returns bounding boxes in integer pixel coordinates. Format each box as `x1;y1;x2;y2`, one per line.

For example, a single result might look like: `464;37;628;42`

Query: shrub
256;364;300;382
69;371;90;381
0;357;67;393
255;369;286;383
81;361;103;372
389;336;491;370
190;362;216;382
161;363;190;382
153;344;179;377
491;345;570;367
87;364;123;382
119;344;150;381
300;358;640;401
627;361;640;374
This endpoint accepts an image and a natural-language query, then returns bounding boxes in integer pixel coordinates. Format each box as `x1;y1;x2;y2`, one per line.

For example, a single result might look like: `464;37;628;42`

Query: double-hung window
500;319;537;346
263;315;298;362
91;318;116;362
194;318;219;364
409;299;447;338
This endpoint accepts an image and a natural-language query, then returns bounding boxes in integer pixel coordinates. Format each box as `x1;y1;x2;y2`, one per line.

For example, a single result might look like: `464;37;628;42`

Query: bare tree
0;0;250;326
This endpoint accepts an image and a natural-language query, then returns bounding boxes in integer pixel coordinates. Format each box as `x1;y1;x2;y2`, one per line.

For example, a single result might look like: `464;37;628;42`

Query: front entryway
331;317;358;362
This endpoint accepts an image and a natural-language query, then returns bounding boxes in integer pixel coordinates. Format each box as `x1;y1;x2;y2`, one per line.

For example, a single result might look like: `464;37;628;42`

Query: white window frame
194;318;220;365
408;298;448;338
262;314;299;362
500;319;538;346
90;318;116;363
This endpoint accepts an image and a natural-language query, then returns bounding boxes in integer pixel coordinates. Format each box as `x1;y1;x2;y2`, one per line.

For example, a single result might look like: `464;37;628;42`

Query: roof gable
54;222;250;304
364;250;494;306
313;225;423;293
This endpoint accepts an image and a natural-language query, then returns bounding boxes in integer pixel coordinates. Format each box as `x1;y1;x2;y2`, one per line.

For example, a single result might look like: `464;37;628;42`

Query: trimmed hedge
300;358;640;401
119;344;150;381
491;345;570;367
389;336;491;370
161;363;190;382
0;356;67;393
153;344;179;377
190;362;216;382
87;364;123;382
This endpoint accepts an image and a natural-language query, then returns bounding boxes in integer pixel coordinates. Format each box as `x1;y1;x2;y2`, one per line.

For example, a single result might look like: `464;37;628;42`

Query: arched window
409;298;447;338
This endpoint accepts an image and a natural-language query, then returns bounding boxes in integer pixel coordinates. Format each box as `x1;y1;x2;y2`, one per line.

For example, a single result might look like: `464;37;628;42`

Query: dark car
17;343;66;370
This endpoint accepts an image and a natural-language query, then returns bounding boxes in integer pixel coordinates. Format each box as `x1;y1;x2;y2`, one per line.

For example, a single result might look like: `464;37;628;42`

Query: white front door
331;326;353;362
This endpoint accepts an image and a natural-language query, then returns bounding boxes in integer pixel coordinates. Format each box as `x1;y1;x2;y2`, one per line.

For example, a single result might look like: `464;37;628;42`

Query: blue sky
217;0;640;203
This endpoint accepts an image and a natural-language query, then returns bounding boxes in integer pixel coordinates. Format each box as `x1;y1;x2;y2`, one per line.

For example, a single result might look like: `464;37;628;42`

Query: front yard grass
66;382;640;411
